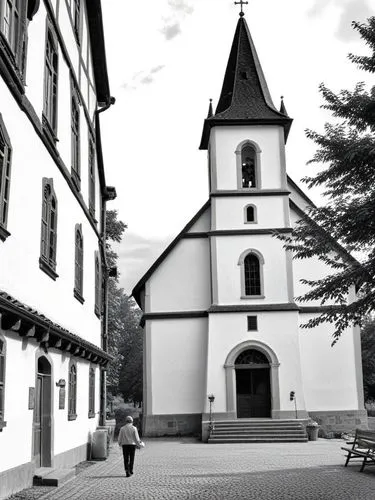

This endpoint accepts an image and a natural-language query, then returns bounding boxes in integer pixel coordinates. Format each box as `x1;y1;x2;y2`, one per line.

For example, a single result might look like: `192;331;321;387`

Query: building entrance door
33;356;52;467
235;349;271;418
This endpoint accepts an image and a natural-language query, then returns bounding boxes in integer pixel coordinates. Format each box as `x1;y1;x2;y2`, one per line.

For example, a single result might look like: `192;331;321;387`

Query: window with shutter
0;114;12;241
74;224;84;303
39;178;58;280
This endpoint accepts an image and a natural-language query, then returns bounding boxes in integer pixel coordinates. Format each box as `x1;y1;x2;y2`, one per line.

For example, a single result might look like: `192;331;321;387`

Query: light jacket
118;423;141;446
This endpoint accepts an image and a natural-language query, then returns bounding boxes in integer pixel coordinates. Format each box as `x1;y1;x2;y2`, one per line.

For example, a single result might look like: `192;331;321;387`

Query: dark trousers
122;445;136;473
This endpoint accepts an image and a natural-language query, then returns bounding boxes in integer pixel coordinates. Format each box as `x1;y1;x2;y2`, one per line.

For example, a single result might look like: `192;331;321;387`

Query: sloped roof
200;16;292;149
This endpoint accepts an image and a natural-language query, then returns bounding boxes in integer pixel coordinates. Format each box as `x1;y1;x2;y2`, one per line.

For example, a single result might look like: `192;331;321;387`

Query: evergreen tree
279;17;375;344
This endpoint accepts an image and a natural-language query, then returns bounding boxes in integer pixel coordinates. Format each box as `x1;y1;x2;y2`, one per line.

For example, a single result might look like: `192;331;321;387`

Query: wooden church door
33;356;52;467
235;349;271;418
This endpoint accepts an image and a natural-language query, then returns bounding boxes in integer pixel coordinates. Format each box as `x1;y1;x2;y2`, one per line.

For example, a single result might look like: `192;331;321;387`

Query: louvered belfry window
244;253;261;295
0;115;12;236
74;224;84;299
241;145;256;188
40;178;58;272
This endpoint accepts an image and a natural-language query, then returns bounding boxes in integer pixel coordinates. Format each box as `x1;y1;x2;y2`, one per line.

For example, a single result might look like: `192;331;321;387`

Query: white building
0;1;115;497
132;14;366;440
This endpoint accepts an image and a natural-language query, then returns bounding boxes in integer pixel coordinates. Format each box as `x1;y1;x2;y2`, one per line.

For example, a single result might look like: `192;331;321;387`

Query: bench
342;429;375;472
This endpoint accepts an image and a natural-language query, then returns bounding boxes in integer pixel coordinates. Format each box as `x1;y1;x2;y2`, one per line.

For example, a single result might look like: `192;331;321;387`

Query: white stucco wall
0;2;102;346
187;206;211;233
147;237;211;312
210;125;286;191
299;318;363;410
0;334;99;473
212;196;288;230
149;318;208;415
205;311;306;414
213;235;291;304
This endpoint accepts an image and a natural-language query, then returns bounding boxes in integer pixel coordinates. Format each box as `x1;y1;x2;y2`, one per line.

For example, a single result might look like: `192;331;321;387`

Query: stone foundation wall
0;461;34;500
53;443;88;469
308;410;368;436
143;414;202;437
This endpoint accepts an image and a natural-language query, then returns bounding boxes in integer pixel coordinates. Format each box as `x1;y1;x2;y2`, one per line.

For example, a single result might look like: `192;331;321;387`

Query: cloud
161;21;181;41
168;0;194;15
160;0;194;40
113;232;172;293
307;0;371;41
122;65;165;90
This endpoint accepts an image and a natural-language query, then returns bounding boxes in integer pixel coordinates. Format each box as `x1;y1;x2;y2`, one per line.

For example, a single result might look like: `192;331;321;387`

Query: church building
132;12;366;440
0;1;115;497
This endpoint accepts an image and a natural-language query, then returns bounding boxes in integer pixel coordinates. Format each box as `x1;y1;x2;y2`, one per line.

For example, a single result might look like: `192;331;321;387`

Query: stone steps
33;467;76;487
208;419;308;443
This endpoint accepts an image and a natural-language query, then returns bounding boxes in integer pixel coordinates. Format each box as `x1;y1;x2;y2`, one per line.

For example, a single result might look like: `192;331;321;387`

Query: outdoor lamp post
208;394;215;436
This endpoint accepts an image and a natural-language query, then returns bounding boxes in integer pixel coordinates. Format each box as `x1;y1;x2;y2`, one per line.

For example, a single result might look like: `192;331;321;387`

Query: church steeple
200;15;292;149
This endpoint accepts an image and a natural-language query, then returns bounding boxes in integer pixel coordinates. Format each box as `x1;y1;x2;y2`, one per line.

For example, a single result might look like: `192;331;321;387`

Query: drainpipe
95;96;116;427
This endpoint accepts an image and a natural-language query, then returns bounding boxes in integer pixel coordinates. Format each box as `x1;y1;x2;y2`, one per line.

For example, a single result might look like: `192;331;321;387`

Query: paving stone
6;438;375;499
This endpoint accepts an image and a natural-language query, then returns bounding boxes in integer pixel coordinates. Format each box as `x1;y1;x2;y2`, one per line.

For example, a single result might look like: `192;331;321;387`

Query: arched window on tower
241;144;256;188
244;253;261;296
244;204;256;223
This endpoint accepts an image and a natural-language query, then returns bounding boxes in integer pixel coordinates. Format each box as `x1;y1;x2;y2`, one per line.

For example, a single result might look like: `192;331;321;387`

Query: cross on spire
234;0;248;17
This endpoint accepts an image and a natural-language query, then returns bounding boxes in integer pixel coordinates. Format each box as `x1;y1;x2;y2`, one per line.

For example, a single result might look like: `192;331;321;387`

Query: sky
99;0;373;294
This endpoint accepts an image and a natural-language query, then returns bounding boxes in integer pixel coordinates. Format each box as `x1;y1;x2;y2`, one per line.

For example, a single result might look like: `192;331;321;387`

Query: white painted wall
210;126;286;191
205;312;306;413
212;196;287;230
214;235;290;304
299;318;363;410
187;206;210;233
148;237;211;312
150;318;208;415
0;334;99;473
24;2;99;214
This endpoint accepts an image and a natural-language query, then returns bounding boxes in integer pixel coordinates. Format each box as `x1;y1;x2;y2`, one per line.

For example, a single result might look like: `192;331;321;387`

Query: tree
117;297;143;405
279;17;375;344
361;319;375;401
105;210;143;404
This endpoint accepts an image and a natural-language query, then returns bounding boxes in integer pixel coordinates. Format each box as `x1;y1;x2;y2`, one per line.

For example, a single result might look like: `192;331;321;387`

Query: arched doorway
235;349;271;418
33;356;52;467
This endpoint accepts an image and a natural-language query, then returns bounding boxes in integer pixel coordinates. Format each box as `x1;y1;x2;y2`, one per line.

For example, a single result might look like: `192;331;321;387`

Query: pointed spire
280;96;288;116
215;16;284;120
207;98;213;118
199;16;292;150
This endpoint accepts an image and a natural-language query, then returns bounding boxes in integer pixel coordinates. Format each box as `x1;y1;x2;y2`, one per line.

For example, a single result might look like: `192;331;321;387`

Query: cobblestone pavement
8;438;375;500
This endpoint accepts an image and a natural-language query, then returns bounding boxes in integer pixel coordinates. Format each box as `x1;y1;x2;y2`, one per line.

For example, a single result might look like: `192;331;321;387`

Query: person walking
118;416;142;477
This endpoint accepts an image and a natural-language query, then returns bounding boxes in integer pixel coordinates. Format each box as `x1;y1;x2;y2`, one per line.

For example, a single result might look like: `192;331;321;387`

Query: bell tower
200;12;308;424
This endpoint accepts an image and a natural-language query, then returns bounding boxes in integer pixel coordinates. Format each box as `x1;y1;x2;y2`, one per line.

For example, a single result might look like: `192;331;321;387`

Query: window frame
88;135;96;219
244;204;257;224
235;140;262;191
94;250;101;318
39;178;59;280
72;0;81;44
68;360;77;420
238;249;265;299
42;20;59;143
0;333;6;430
70;78;81;190
88;366;95;418
74;223;84;303
0;113;12;242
